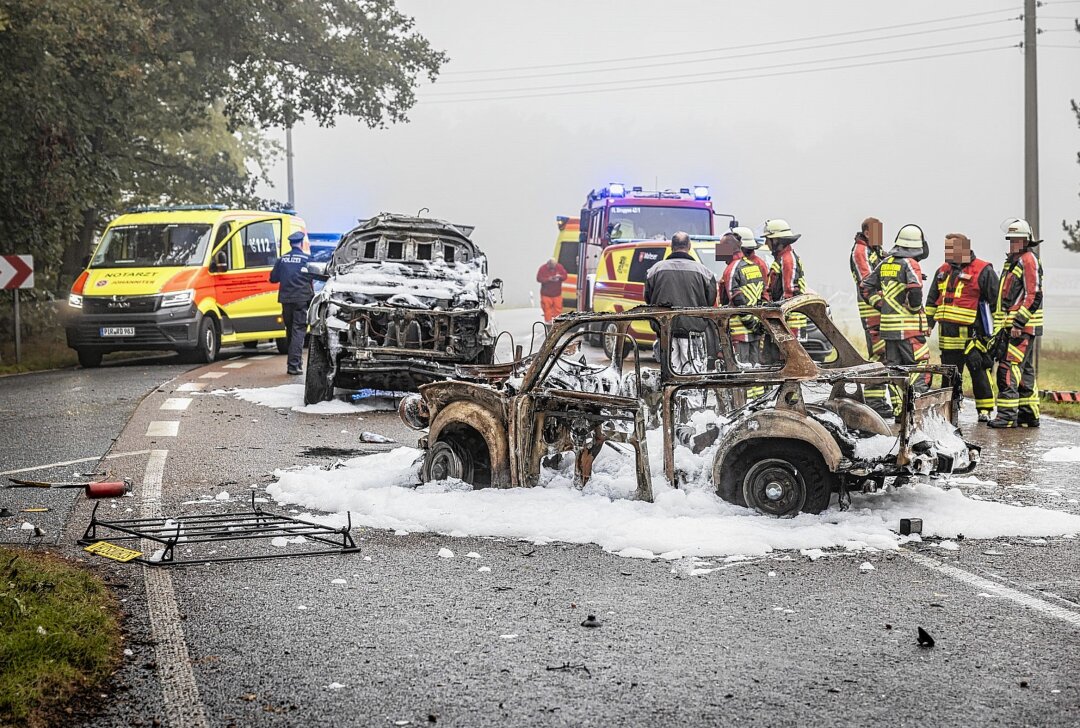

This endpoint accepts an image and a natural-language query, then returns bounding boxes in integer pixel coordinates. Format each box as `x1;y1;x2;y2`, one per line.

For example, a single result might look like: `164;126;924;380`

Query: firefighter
726;227;769;365
988;218;1044;429
763;219;808;336
925;233;999;422
861;224;932;415
849;217;891;417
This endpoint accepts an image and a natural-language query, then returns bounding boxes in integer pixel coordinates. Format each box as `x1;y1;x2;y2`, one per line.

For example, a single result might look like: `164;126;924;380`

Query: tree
0;0;446;292
1065;97;1080;252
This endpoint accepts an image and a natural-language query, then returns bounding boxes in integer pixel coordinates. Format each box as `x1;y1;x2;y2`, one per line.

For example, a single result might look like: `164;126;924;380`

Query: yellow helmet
731;226;761;249
893;224;926;250
762;219;801;242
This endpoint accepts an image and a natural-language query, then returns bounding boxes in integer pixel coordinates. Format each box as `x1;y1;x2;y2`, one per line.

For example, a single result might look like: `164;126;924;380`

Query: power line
442;7;1020;75
424;35;1017;98
420;45;1014;105
1041;42;1080;46
436;19;1018;85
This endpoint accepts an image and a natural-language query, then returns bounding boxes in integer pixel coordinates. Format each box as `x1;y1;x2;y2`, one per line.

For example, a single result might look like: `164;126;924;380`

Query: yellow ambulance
65;205;306;367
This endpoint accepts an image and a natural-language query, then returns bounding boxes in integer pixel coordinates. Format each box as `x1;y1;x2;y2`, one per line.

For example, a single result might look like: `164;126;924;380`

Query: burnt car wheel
304;336;334;404
422;441;475;483
723;442;832;517
602;323;632;361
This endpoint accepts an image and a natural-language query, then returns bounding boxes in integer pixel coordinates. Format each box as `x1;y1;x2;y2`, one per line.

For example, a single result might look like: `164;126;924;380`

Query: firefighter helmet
732;226;761;249
894;224;926;250
762;219;801;242
1001;218;1042;244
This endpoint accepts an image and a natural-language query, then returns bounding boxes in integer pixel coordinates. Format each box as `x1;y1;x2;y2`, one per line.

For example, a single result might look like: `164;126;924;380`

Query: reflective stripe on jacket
849;235;881;322
925;258;997;327
994;250;1044;335
862;254;926;340
766;245;807;328
728;253;767;340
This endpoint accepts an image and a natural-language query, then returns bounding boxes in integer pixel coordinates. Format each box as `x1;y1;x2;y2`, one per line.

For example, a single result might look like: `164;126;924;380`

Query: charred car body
304;214;501;403
399;295;980;517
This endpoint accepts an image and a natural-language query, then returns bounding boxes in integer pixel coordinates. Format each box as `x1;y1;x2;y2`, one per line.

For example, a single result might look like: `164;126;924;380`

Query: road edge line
900;548;1080;628
139;449;210;728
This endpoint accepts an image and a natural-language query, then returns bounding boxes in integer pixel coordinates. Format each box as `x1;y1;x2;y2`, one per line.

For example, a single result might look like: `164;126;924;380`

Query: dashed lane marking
901;549;1080;629
140;450;210;728
222;361;250;369
199;372;228;379
146;421;180;437
160;398;192;411
175;382;206;392
250;355;272;360
0;450;152;476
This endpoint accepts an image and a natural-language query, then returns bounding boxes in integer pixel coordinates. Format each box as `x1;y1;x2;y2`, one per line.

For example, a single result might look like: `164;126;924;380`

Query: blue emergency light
693;186;711;200
607;183;626;197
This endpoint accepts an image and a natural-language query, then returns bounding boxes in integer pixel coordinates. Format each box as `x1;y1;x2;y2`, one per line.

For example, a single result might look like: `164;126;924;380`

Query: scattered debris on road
581;614;602;628
917;627;935;648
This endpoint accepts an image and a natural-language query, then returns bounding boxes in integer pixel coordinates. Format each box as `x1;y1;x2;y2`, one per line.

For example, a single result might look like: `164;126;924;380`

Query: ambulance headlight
161;289;195;308
68;293;83;308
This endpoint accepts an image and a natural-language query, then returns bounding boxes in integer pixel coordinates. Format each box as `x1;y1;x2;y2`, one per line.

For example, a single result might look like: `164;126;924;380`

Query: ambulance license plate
100;327;135;337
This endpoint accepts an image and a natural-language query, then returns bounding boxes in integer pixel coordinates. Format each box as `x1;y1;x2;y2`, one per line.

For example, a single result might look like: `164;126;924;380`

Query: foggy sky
259;0;1079;334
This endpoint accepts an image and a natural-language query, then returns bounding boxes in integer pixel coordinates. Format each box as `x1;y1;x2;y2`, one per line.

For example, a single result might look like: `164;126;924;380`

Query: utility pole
285;125;296;210
1024;0;1039;239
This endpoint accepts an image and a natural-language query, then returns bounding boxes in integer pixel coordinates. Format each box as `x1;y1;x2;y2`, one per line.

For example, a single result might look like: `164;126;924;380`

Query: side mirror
209;252;228;273
304;261;329;280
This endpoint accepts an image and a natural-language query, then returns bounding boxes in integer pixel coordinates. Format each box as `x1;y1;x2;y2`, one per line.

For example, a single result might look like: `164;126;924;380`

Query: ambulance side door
208;217;283;336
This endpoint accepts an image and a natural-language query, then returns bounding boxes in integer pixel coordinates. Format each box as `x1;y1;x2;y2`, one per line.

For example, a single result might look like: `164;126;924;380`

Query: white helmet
762;219;801;242
1001;217;1042;244
893;224;926;250
731;226;761;249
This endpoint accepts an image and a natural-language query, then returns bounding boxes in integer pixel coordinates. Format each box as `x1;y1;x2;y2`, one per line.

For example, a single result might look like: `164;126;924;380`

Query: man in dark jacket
269;231;314;375
644;231;717;373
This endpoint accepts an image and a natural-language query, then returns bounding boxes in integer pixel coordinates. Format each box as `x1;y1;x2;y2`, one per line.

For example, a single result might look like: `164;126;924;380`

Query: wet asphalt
2;353;1080;727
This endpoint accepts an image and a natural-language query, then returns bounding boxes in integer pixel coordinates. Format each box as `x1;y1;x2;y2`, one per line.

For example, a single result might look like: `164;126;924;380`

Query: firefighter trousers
735;340;765;399
995;333;1039;424
941;347;995;415
860;320;890;415
885;336;931;416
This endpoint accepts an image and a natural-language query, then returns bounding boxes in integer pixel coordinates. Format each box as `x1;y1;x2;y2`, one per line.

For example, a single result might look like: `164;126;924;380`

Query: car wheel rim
744;459;805;517
428;445;463;481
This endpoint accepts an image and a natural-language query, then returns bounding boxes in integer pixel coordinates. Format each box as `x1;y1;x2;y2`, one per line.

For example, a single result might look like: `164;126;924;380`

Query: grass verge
1032;348;1080;422
0;547;121;728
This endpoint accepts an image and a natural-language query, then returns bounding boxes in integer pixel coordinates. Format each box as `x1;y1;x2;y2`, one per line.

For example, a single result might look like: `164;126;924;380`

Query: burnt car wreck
305;213;502;402
399;296;981;517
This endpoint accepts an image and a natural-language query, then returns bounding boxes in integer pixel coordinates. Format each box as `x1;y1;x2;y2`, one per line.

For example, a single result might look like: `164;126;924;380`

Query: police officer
269;231;314;375
988;219;1044;429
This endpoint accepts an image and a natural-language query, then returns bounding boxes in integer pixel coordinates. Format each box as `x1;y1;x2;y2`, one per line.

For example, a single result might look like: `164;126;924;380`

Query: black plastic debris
917;627;935;648
900;518;923;536
581;614;602;628
0;507;13;518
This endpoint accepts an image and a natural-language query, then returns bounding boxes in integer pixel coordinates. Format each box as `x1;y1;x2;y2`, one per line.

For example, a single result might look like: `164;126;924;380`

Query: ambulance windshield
608;205;711;240
91;224;212;268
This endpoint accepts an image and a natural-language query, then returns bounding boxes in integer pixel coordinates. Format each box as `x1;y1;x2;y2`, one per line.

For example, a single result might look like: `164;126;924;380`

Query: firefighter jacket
925;258;997;331
767;244;807;328
849;234;882;323
862;253;927;341
994;249;1044;336
727;252;768;340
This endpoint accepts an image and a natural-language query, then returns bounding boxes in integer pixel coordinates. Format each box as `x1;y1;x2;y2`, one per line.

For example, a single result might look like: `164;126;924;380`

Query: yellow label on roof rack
84;541;143;562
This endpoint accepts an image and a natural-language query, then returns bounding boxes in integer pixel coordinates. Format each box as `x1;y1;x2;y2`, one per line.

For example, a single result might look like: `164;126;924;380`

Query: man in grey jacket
644;231;718;373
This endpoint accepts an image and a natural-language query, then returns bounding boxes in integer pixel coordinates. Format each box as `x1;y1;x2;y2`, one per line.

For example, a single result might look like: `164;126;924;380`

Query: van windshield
91;224;212;268
608;205;711;240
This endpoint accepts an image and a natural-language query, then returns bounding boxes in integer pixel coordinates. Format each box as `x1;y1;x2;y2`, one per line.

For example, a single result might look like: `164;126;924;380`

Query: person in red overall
536;258;568;322
988;218;1044;429
924;233;999;421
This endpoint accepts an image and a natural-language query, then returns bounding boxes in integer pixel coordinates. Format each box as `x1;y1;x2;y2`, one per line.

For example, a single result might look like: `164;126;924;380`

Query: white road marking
139;450;210;728
199;372;227;379
175;382;206;392
223;361;250;369
250;355;272;360
160;398;192;411
146;421;180;437
0;449;152;476
901;549;1080;628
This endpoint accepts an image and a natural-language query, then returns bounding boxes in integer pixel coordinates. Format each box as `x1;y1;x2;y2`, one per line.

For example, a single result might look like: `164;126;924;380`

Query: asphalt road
4;352;1080;727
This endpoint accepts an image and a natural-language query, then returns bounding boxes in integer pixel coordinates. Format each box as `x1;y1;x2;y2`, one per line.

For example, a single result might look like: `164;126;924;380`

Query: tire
243;341;259;350
304;336;334;404
715;441;833;517
275;337;289;355
422;441;476;483
182;316;220;364
602;323;632;361
76;349;103;368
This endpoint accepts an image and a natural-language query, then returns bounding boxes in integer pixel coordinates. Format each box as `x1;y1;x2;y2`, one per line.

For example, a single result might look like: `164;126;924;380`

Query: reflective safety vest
727;252;767;340
994;250;1044;336
925;258;995;327
767;245;807;329
849;235;881;323
864;255;926;340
